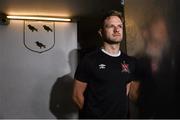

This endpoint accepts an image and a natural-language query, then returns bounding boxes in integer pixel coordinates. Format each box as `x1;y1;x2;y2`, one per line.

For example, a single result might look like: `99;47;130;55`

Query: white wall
0;20;77;118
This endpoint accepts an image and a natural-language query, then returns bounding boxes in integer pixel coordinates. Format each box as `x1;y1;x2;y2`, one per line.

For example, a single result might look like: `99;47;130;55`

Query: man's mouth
113;34;120;37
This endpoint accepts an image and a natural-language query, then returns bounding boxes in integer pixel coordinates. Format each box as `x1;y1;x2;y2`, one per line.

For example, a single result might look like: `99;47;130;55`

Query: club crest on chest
121;60;130;73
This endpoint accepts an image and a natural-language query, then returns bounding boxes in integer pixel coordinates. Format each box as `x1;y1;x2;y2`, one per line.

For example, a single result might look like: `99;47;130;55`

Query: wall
0;20;78;118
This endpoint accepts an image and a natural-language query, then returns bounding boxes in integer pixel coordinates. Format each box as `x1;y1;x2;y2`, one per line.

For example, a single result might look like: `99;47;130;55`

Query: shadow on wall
30;49;68;118
49;49;79;119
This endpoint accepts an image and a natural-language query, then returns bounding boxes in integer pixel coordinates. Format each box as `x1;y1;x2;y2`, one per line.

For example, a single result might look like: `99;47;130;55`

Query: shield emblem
24;20;55;53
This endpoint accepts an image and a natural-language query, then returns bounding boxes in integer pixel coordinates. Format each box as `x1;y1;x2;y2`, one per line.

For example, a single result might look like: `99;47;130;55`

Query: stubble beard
104;38;122;45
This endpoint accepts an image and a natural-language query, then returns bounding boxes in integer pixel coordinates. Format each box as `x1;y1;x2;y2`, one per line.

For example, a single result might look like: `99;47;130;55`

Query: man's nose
114;26;120;32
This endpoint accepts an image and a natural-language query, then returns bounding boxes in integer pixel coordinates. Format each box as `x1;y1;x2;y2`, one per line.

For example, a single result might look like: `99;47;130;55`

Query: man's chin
105;40;121;44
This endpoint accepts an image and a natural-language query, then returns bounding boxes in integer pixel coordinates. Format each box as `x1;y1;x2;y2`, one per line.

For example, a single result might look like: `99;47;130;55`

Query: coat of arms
24;20;55;53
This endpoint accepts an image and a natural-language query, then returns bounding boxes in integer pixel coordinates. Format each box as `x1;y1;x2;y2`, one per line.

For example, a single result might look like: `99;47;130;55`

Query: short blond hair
100;10;124;28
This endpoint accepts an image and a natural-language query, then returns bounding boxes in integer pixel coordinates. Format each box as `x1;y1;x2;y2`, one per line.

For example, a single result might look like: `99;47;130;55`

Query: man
73;10;140;118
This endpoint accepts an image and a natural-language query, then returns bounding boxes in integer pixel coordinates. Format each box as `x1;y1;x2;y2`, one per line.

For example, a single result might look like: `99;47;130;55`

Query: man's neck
102;43;120;55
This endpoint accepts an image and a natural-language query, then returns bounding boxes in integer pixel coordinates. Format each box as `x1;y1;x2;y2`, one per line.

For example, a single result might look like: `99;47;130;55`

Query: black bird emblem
35;41;46;49
43;25;53;32
28;24;38;32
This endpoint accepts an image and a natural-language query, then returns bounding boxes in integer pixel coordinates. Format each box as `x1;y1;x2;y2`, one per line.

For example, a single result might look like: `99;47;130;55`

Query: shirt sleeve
74;56;90;83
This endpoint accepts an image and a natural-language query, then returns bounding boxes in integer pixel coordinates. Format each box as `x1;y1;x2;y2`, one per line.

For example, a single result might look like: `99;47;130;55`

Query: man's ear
98;29;102;37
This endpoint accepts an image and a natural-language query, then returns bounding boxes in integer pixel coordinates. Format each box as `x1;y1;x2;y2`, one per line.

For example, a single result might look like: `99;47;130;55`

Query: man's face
100;16;123;44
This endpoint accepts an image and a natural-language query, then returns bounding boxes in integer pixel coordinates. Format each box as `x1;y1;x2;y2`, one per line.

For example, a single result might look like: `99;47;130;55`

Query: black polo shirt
74;49;138;118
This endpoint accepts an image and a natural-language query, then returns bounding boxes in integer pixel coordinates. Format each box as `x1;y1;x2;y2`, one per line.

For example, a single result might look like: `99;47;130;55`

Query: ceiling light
7;16;71;22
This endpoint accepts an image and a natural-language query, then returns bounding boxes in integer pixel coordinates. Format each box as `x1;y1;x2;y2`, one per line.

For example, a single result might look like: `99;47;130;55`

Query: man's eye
105;25;123;29
118;25;123;28
106;25;114;28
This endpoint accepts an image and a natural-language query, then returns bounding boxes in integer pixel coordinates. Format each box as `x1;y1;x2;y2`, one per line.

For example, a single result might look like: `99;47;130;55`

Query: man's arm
126;81;140;102
72;80;87;109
